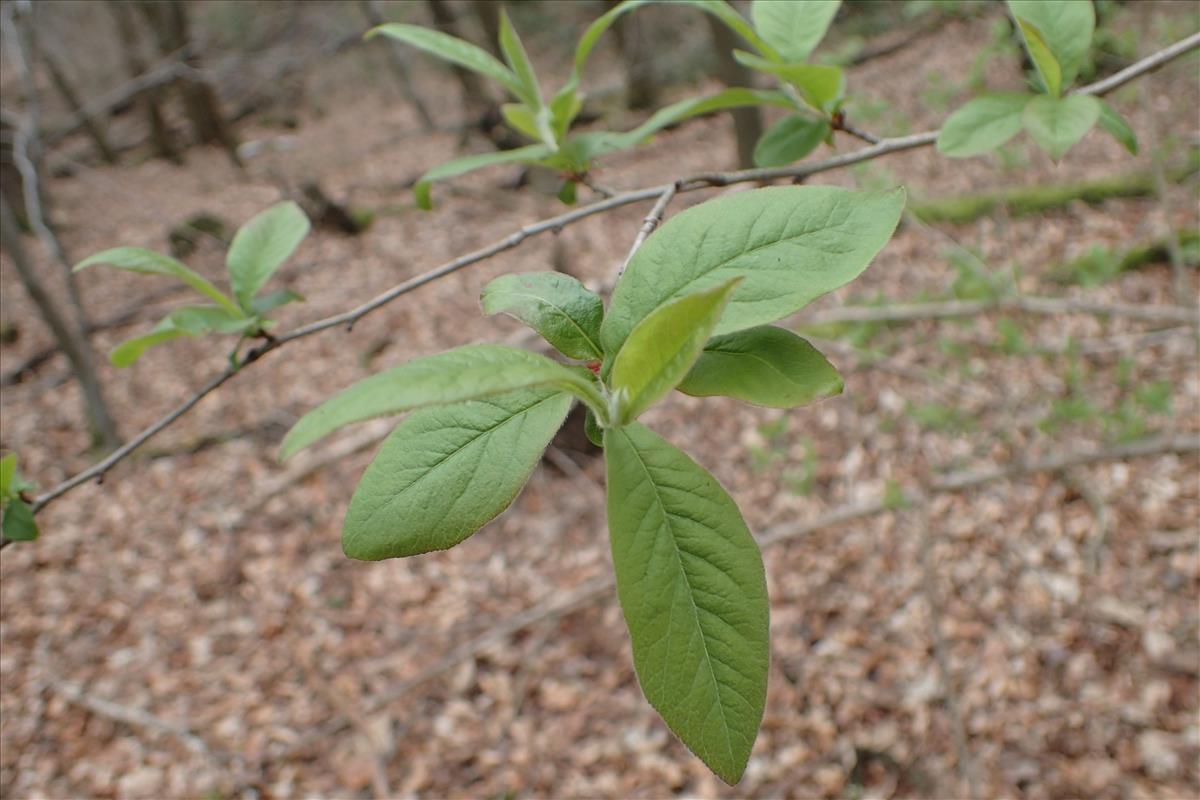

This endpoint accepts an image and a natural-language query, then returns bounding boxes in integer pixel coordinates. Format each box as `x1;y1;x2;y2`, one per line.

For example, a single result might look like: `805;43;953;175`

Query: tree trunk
1;194;121;451
137;0;242;167
605;0;658;110
41;48;119;165
106;0;179;163
359;0;437;132
705;15;763;169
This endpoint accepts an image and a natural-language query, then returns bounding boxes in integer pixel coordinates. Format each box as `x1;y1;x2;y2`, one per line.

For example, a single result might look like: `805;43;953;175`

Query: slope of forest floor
1;5;1198;799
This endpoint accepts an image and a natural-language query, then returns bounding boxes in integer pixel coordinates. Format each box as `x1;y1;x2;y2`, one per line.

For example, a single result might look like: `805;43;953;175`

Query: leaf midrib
616;427;738;771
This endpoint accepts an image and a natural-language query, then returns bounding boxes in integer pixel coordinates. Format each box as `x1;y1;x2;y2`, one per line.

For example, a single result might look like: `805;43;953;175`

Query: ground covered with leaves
1;4;1198;798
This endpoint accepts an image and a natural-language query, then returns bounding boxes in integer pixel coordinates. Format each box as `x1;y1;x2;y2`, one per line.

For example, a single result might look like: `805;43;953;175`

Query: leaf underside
604;422;769;784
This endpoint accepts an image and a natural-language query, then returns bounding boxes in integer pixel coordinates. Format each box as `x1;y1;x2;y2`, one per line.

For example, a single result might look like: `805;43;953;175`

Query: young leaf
413;144;553;209
1096;100;1138;155
227;201;310;310
250;288;304;315
497;9;542;109
601;186;905;358
1015;19;1062;96
110;325;186;368
1022;94;1100;160
366;24;525;99
611;88;794;151
342;388;573;560
2;499;38;541
481;272;605;360
669;0;780;61
1008;0;1095;89
677;325;843;408
753;115;830;167
0;454;16;497
610;279;741;425
501;103;542;141
604;422;768;784
584;408;604;447
164;304;257;335
750;0;840;62
937;93;1033;157
74;248;241;316
733;52;844;111
280;344;605;459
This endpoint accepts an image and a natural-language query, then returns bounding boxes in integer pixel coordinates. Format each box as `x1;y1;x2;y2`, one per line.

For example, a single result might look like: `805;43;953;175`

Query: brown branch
10;32;1198;533
615;181;678;281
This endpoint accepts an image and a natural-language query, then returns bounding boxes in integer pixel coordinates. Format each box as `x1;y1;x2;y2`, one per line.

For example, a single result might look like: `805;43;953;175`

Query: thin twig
615;181;678;281
10;32;1198;530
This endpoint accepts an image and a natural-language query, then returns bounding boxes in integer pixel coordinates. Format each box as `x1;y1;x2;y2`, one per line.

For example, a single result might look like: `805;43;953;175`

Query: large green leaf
1015;19;1062;96
937;93;1033;157
280;344;604;458
610;279;740;425
1008;0;1094;89
750;0;840;62
604;422;768;784
74;248;240;315
226;201;310;310
1023;94;1100;160
343;388;573;560
366;24;524;98
678;325;842;407
481;272;605;360
1097;99;1138;155
753;114;829;167
2;498;38;541
733;51;844;111
601;186;905;358
414;144;552;209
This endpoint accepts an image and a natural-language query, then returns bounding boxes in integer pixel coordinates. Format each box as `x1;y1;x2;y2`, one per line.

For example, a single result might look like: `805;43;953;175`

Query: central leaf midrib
618;428;737;769
360;392;565;528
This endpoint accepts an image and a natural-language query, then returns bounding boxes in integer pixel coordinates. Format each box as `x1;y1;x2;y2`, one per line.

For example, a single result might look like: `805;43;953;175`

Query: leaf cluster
74;202;310;367
280;185;905;782
938;0;1136;160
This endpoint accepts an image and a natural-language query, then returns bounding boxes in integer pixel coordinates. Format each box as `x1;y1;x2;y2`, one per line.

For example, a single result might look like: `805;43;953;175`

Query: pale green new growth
938;93;1032;157
1023;94;1101;160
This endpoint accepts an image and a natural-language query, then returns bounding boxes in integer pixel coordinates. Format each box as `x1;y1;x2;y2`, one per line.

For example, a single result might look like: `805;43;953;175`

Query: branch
615;181;678;281
11;31;1199;529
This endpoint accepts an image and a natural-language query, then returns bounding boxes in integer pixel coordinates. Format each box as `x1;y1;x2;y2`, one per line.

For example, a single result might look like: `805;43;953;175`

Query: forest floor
1;4;1198;799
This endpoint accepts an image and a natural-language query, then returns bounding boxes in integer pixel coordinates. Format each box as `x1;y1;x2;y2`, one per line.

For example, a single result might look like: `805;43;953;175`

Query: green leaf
610;279;741;425
549;87;584;141
733;52;844;111
226;201;310;310
366;23;525;99
669;0;780;60
677;326;843;408
568;0;650;84
601;186;905;359
280;344;605;459
750;0;840;62
604;422;768;784
753;115;829;167
584;407;604;447
1097;99;1138;155
937;93;1033;157
74;247;240;316
110;325;186;368
2;499;38;541
613;88;793;150
481;272;605;360
1022;94;1100;160
1015;18;1062;96
497;9;542;109
413;144;552;209
557;180;577;205
164;304;257;335
501;103;542;141
342;388;572;560
250;288;304;315
1008;0;1095;89
0;454;15;497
